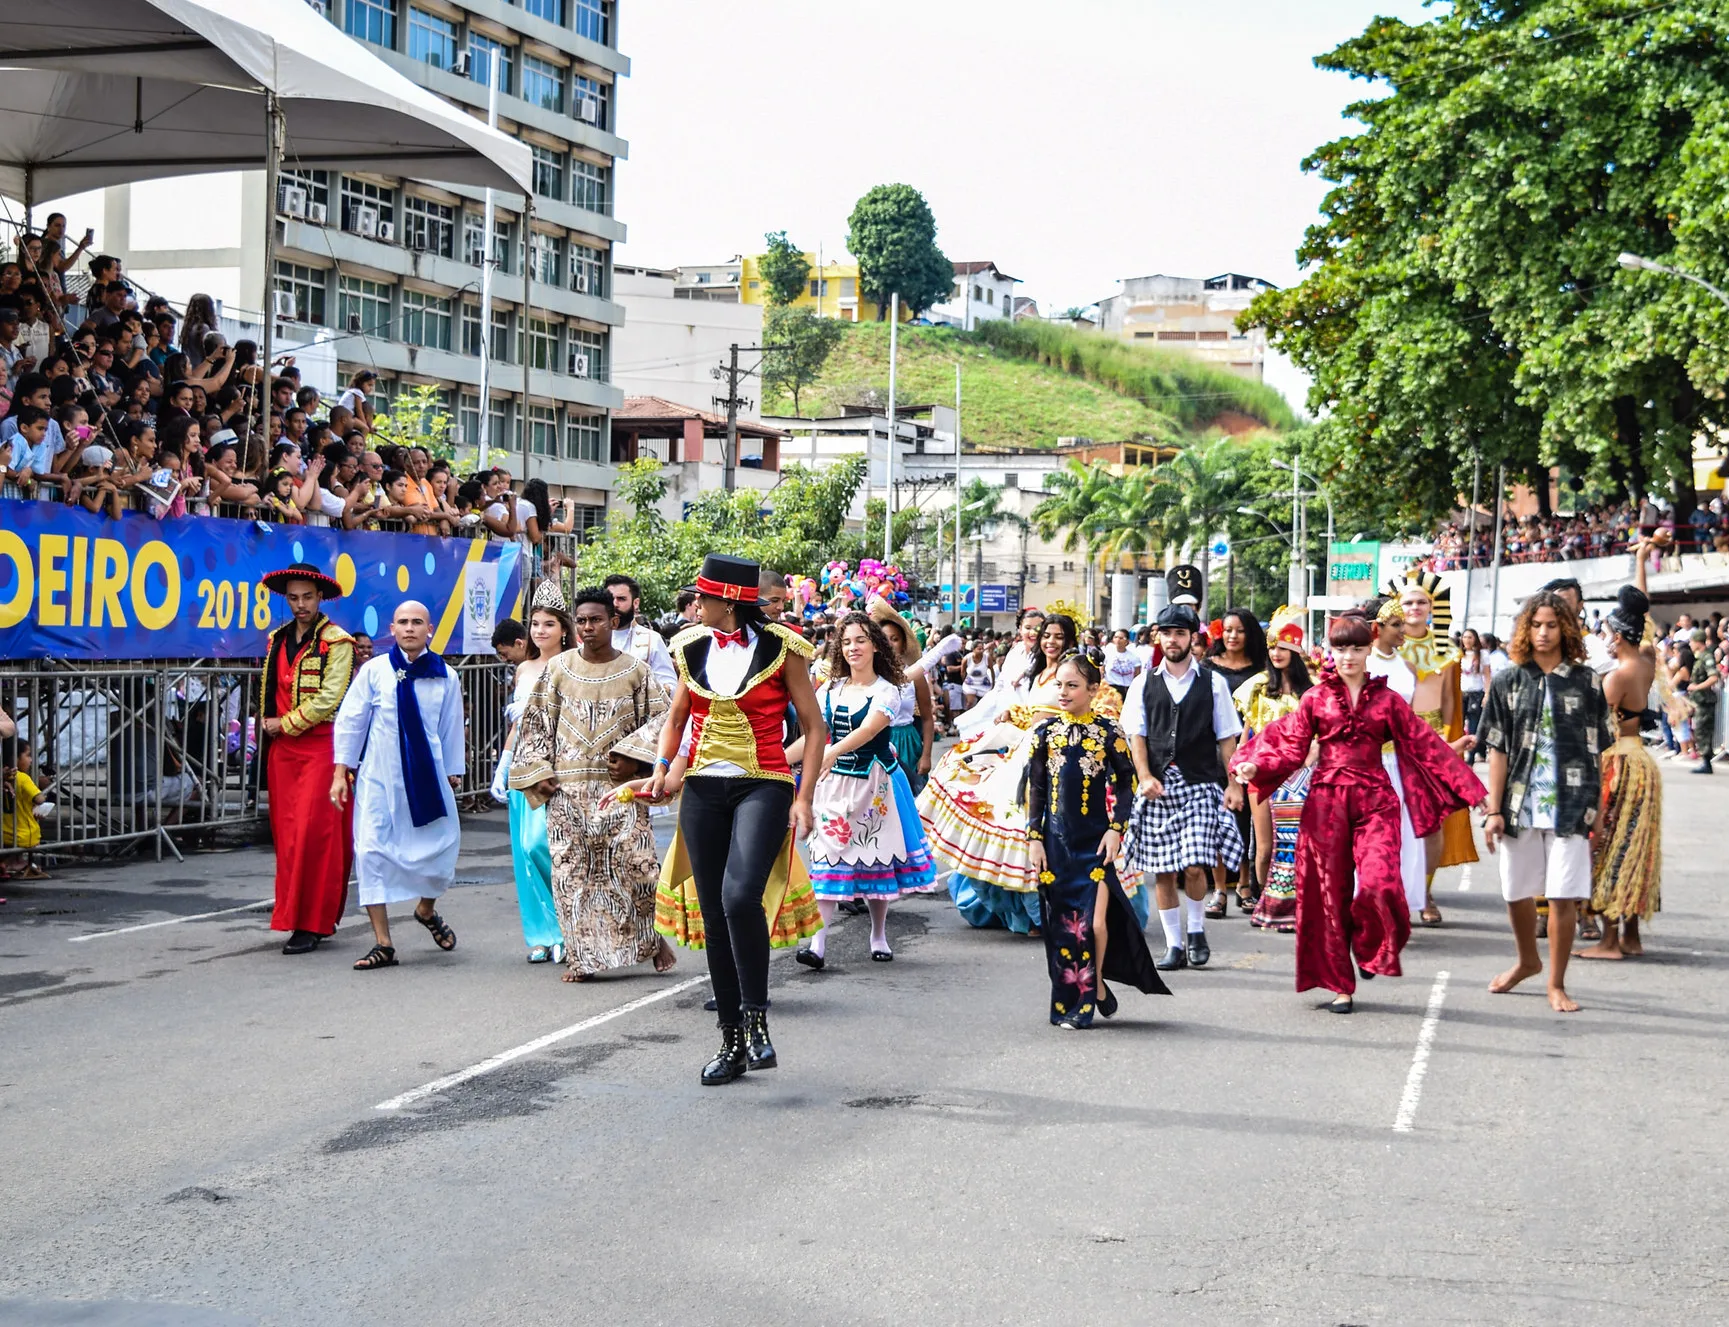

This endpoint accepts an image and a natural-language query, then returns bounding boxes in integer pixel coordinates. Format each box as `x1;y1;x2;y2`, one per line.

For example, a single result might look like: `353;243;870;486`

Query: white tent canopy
0;0;532;198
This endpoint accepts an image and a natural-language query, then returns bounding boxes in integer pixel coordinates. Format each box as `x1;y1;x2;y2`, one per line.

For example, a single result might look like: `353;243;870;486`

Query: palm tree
1032;459;1119;613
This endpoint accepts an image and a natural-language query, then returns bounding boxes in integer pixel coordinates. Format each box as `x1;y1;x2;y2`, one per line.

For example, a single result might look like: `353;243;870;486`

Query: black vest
1141;669;1226;786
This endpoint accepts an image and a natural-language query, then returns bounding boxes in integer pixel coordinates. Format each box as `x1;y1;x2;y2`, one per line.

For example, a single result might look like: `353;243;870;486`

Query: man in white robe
331;600;466;970
1366;602;1426;912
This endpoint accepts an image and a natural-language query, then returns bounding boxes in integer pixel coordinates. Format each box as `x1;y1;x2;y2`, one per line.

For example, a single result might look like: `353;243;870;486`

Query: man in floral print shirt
1479;591;1613;1013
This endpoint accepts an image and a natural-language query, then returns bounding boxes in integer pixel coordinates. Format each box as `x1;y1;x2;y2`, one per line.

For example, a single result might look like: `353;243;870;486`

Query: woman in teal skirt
868;597;936;794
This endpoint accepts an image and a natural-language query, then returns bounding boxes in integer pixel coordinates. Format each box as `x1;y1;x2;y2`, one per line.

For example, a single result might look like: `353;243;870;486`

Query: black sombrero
262;561;344;599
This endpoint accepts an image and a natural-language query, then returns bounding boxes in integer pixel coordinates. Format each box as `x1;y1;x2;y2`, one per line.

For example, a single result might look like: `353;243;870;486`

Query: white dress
1366;649;1426;910
333;653;467;907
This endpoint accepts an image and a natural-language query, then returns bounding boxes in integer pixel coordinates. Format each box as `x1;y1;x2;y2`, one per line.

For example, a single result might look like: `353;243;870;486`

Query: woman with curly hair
789;611;936;966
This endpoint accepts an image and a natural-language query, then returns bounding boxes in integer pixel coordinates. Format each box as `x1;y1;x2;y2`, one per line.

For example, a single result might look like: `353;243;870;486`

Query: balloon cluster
817;559;911;610
785;573;823;617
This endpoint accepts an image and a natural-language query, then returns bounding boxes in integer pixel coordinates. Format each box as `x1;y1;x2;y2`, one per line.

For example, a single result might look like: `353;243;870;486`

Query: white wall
612;268;763;417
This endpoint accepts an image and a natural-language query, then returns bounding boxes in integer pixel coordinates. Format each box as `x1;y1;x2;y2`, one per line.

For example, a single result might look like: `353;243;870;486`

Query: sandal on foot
561;970;595;983
415;909;457;951
527;945;553;963
1235;889;1256;913
353;944;397;970
1203;889;1228;920
1420;906;1444;927
1579;916;1603;942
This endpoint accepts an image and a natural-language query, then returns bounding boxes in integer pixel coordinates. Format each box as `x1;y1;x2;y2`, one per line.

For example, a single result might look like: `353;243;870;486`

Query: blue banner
0;499;524;660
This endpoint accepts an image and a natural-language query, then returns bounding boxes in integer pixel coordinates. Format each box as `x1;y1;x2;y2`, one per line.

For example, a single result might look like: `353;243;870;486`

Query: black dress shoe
700;1023;747;1086
795;946;825;971
1098;983;1119;1019
703;996;718;1012
1186;931;1211;968
741;1007;777;1071
281;930;320;955
1155;945;1188;971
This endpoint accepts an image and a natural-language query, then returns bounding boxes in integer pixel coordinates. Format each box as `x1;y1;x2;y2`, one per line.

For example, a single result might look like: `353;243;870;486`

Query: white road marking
375;973;712;1110
1392;970;1450;1132
68;899;274;942
1458;864;1474;892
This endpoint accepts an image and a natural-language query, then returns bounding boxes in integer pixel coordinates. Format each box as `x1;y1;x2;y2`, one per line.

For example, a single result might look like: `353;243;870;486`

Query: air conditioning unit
347;312;363;333
466;243;486;266
568;351;589;377
378;221;395;243
355;205;379;238
281;185;307;218
572;269;588;293
576;95;599;124
307;201;328;225
272;290;297;319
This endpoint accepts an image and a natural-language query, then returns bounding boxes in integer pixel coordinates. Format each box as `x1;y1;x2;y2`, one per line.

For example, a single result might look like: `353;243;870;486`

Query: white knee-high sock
1159;907;1184;949
1183;894;1208;934
867;897;890;952
812;899;836;957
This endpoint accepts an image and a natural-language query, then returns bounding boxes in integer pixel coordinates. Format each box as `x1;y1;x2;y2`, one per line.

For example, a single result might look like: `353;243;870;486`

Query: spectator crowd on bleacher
0;214;582;560
1426;496;1729;571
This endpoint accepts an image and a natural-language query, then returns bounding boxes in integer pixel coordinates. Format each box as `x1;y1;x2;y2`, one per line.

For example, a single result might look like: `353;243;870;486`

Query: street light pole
1619;252;1729;313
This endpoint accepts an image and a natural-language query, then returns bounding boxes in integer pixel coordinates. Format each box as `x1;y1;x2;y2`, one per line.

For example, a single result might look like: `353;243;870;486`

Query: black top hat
262;561;344;600
1155;602;1201;632
689;553;760;604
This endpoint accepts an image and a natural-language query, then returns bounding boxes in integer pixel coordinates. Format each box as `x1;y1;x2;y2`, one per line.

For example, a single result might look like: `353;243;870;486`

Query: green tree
370;383;453;459
757;231;810;307
846;183;954;319
761;305;845;416
1249;1;1729;524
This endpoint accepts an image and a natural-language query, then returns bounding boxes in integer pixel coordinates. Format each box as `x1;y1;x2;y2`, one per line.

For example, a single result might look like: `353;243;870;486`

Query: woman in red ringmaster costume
1231;611;1485;1013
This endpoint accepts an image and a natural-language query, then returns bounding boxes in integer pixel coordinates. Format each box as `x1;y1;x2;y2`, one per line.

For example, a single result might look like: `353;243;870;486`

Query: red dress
1233;672;1485;995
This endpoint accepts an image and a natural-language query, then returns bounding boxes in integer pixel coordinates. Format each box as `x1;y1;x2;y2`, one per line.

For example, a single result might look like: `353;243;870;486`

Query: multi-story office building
96;0;627;505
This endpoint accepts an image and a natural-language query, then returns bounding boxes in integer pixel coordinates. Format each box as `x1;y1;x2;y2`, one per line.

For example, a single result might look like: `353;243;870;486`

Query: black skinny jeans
679;775;794;1023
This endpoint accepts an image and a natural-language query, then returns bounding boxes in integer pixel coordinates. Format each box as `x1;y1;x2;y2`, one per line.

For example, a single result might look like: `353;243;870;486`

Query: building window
276;169;328;216
521;55;564;112
466;33;513;94
339;177;394;235
570;158;610;215
274;262;326;326
402;196;455;258
490;310;512;363
464;214;513;271
986;288;995;305
460;303;483;356
458;391;480;447
337;276;393;337
407;9;458;69
808;279;831;298
569;503;606;538
1004;472;1019;489
494;217;513;272
401;290;453;350
567;326;606;380
522;316;559;370
528;231;562;286
344;0;396;48
574;0;611;45
569;242;605;297
489;398;511;452
521;0;565;19
531;145;565;201
565;412;603;463
572;73;610;130
526;403;559;456
840;278;856;298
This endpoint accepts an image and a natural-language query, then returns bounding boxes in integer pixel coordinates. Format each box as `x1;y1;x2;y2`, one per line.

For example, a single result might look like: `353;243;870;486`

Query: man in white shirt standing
1123;603;1245;971
604;573;676;688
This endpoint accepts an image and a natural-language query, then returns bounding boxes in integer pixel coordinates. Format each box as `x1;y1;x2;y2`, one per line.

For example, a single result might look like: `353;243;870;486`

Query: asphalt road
2;765;1725;1326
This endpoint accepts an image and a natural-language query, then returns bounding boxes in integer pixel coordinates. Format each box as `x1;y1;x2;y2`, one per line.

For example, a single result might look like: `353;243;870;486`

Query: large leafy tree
1249;0;1729;524
761;305;844;415
756;231;810;307
846;183;953;319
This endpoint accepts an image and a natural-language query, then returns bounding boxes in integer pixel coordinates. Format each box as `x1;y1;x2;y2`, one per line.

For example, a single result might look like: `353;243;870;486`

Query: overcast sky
616;0;1432;410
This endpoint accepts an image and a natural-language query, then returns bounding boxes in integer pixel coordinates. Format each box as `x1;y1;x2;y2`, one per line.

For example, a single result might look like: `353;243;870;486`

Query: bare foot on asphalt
1577;942;1625;960
1489;961;1543;994
1548;987;1581;1013
653;935;677;973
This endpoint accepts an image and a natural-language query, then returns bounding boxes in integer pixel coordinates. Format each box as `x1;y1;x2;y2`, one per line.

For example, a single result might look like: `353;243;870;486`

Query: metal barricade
1;655;510;862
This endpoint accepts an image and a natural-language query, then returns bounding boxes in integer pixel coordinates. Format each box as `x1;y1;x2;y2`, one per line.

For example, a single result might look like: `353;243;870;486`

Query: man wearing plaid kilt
1124;603;1245;970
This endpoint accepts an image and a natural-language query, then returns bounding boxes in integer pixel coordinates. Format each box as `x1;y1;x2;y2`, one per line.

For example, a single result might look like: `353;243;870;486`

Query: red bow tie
714;628;747;649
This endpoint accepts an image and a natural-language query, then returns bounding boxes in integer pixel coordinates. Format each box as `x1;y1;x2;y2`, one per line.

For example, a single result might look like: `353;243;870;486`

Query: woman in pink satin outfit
1232;611;1485;1012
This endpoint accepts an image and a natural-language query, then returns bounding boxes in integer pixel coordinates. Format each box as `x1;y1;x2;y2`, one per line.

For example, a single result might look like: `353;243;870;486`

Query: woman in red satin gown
1232;612;1485;1011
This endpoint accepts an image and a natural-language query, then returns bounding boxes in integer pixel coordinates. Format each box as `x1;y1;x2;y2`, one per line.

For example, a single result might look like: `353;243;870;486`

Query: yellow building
738;252;912;323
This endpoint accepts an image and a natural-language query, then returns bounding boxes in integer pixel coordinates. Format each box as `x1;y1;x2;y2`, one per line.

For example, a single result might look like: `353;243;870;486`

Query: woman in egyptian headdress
1390;570;1478;924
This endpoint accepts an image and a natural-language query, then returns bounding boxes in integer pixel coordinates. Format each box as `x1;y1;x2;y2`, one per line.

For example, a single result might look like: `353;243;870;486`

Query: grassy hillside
764;321;1295;449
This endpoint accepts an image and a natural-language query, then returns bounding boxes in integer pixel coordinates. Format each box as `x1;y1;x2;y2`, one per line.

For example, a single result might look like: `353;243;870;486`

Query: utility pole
713;340;790;492
954;362;963;627
884;291;899;562
477;43;501;470
1488;463;1507;636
